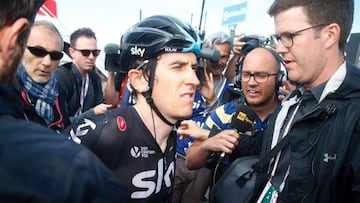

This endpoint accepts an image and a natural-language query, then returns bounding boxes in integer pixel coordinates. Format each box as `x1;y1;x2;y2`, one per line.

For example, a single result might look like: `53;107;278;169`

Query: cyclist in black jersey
63;15;204;202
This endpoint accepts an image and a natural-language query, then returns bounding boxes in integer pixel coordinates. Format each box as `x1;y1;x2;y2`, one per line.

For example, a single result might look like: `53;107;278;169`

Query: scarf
17;66;58;125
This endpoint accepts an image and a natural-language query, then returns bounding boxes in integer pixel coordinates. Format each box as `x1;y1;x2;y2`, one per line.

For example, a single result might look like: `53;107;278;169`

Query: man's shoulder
0;116;127;202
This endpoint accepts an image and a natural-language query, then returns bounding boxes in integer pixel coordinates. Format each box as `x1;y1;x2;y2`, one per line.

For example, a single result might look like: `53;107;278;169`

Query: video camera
240;35;270;56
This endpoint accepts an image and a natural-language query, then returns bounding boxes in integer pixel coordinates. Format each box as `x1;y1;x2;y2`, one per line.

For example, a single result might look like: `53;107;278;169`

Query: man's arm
224;35;245;83
103;72;120;107
185;129;239;170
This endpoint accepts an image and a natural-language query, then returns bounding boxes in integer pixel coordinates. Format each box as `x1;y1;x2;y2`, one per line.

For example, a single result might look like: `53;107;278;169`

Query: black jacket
255;62;360;203
0;83;127;202
55;63;103;124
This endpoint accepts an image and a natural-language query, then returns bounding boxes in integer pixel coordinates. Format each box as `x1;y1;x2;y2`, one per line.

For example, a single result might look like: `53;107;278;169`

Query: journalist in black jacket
249;1;360;202
253;62;360;202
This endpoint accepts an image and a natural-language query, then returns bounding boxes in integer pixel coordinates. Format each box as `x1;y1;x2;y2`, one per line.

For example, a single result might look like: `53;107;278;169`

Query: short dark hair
70;27;97;47
268;0;354;52
0;0;45;48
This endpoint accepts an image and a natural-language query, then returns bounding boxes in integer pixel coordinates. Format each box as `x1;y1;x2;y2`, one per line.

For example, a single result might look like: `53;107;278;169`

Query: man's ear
0;18;29;62
128;69;149;93
323;23;341;49
68;47;75;58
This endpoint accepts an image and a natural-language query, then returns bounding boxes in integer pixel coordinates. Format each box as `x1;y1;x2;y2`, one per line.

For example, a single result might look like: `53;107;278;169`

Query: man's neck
251;97;278;121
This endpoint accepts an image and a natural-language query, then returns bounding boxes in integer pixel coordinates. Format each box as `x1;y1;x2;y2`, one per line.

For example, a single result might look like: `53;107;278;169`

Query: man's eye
256;73;267;78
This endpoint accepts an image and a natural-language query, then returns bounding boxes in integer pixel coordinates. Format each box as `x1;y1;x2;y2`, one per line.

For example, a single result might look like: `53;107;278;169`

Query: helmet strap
142;59;175;127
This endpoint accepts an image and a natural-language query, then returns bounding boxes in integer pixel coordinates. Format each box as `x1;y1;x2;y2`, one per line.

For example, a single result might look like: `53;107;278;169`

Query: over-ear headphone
235;45;287;90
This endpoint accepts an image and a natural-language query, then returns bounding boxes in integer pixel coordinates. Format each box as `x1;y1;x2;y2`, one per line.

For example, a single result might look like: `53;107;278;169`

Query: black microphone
220;104;256;158
200;47;221;62
104;43;121;72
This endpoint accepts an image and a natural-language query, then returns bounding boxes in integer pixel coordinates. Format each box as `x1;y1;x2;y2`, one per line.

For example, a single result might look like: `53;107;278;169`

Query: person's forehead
274;6;310;33
27;26;62;49
243;49;277;72
73;36;97;48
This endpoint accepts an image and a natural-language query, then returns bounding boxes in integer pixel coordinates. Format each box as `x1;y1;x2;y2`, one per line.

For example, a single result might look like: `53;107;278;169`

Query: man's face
151;52;199;122
274;6;327;89
69;36;99;75
206;43;230;80
241;48;278;108
22;25;62;83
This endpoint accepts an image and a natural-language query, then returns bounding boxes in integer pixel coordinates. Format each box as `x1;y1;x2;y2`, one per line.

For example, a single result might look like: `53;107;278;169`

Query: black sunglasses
27;46;64;61
73;48;101;57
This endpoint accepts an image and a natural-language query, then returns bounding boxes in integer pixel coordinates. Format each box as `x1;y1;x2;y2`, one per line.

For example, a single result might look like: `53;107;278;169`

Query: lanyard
75;73;89;115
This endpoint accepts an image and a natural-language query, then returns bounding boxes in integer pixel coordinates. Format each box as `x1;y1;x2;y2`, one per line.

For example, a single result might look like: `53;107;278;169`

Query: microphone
220;104;256;158
104;43;122;72
200;47;221;62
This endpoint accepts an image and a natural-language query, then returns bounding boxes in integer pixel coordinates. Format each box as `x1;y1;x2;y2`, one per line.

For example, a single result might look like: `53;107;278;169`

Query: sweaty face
151;52;199;122
241;48;278;108
206;43;230;80
23;25;62;83
70;36;99;75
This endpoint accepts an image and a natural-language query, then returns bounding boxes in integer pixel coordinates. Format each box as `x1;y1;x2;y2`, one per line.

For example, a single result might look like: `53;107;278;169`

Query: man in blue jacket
0;0;126;202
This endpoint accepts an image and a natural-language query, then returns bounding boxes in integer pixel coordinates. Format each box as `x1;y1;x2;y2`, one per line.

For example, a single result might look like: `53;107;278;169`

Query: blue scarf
17;66;58;125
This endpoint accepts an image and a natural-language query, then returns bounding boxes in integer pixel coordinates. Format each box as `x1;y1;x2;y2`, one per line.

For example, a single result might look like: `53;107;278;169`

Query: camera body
240;35;269;56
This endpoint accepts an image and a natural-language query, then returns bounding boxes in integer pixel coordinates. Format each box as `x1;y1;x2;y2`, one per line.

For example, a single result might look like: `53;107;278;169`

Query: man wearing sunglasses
12;20;69;132
56;27;111;124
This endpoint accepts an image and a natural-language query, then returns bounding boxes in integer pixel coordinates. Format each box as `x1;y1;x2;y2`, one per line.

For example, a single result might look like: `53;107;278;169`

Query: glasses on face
27;46;64;61
271;24;326;48
73;48;101;57
240;71;278;83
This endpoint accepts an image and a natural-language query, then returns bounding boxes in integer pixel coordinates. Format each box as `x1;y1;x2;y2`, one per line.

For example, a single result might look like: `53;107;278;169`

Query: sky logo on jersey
131;158;174;199
117;116;127;131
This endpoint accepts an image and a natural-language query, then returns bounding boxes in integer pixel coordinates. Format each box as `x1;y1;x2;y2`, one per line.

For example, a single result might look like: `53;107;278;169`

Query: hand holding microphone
219;104;256;158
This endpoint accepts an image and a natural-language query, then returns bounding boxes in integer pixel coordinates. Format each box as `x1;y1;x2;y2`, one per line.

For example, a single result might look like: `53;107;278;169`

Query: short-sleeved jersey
64;106;176;203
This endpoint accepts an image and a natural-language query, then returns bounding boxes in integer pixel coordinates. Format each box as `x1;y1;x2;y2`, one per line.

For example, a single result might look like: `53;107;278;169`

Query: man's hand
278;79;296;101
93;103;112;115
199;67;216;104
177;120;210;141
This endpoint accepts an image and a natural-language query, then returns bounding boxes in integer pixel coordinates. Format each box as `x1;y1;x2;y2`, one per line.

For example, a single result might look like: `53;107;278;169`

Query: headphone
235;45;286;90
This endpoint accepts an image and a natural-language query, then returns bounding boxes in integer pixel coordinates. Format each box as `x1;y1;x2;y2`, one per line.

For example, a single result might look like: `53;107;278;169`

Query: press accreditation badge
257;181;278;203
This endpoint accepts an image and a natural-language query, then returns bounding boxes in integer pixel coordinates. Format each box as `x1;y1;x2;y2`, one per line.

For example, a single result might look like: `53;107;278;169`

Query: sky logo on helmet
130;46;145;57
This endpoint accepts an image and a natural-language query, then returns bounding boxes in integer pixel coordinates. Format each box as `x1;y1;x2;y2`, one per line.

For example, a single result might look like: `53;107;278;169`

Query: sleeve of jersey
62;113;107;147
203;102;236;130
62;112;126;169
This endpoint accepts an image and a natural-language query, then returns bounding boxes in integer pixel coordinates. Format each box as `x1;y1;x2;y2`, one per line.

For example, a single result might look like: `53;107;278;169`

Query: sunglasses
73;48;101;57
27;46;64;61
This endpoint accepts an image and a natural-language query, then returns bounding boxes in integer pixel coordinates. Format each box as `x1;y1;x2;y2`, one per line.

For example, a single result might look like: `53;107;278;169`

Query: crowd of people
0;0;359;202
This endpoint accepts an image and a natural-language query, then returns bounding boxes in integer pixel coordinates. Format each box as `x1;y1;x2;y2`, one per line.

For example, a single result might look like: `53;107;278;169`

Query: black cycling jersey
64;106;176;203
